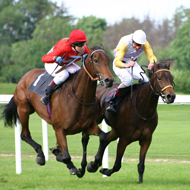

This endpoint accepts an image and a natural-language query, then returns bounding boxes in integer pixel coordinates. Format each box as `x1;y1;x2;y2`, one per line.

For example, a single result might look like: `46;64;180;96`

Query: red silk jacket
42;38;89;65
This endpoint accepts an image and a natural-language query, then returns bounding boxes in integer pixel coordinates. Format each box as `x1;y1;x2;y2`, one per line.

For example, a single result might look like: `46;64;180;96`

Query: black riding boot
41;83;57;105
106;88;120;113
106;87;130;113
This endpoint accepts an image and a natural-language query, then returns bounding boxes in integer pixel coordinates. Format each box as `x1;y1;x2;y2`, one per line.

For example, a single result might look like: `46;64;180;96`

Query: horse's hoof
99;168;111;176
36;156;45;166
70;168;80;176
87;162;98;173
76;168;85;178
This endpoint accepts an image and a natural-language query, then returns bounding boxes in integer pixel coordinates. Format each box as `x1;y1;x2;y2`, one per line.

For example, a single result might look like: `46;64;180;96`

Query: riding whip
130;57;137;99
55;55;82;74
37;54;66;89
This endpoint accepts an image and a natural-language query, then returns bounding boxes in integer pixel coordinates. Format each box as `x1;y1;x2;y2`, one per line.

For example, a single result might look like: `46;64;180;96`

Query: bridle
135;68;174;120
82;49;105;85
71;49;106;105
149;69;174;103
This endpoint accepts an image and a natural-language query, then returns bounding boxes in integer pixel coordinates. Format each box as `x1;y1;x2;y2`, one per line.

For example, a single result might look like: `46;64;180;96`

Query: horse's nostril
167;94;176;103
105;78;110;83
105;78;113;87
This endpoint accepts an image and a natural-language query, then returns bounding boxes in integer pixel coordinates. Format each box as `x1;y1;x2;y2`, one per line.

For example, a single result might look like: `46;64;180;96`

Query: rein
134;91;157;121
71;74;97;105
82;49;105;85
70;49;105;105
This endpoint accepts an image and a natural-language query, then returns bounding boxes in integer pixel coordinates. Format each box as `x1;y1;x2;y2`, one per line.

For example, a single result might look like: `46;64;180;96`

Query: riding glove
55;56;64;65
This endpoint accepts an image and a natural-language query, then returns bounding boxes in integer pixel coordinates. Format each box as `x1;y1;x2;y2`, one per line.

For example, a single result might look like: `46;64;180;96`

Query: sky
52;0;190;25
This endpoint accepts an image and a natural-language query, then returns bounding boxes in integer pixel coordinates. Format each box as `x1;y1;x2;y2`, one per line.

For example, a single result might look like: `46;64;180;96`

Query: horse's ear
153;60;158;71
166;62;170;70
87;45;93;52
100;44;104;50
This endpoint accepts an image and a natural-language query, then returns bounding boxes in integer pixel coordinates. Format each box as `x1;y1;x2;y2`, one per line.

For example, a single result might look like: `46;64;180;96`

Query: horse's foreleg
87;129;118;173
100;137;129;176
76;132;90;178
138;137;152;183
18;107;45;165
54;128;80;176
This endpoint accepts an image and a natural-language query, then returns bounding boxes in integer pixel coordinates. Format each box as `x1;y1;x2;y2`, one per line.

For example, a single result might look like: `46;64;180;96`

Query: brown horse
1;45;114;177
87;62;176;183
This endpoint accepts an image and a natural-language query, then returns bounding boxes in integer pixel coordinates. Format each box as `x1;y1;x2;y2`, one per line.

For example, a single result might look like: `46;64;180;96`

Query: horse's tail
0;96;19;127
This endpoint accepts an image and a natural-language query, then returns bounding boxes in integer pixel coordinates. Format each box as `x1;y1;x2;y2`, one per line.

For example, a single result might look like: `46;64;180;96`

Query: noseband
149;69;174;102
82;49;105;85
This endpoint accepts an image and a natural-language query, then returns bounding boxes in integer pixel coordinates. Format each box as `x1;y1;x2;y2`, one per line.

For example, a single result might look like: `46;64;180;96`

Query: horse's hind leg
138;137;152;183
87;129;118;173
18;105;45;165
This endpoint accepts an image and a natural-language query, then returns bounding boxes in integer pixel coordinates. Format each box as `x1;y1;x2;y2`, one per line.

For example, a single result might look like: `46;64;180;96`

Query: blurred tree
0;0;73;82
169;18;190;70
75;15;107;47
171;5;190;37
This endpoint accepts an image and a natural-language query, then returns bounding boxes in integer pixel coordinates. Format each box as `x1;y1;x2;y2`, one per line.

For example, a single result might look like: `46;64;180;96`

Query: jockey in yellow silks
107;29;157;113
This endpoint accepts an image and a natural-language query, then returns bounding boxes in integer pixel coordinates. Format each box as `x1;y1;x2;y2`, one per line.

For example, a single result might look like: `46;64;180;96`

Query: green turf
0;104;190;189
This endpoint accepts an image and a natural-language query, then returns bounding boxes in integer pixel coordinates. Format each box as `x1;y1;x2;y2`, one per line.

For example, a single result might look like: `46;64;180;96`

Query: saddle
28;71;53;97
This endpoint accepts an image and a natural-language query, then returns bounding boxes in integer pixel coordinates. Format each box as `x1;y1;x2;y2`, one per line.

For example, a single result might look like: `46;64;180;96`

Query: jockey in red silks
41;29;89;105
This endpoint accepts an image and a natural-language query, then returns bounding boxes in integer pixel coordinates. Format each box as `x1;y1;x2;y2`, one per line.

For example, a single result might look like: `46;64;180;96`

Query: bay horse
87;62;176;183
1;45;114;177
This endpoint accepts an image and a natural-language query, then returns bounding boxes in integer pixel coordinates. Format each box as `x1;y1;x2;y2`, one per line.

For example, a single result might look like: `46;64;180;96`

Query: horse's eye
158;76;161;80
94;59;98;63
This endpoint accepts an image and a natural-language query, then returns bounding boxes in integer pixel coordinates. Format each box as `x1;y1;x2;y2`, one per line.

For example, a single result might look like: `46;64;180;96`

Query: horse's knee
21;132;29;141
56;152;71;164
99;131;108;144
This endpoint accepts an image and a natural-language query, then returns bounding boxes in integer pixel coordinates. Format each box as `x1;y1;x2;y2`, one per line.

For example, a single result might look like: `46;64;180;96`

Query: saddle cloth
104;88;117;102
28;71;53;97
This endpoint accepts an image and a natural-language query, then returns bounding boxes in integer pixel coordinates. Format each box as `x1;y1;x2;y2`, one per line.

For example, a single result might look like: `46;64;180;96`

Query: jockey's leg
41;70;69;105
106;84;131;113
41;63;81;105
40;80;58;105
107;66;132;113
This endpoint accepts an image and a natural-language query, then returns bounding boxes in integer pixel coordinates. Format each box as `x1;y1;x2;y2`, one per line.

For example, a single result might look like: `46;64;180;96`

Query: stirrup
106;104;117;113
40;96;49;105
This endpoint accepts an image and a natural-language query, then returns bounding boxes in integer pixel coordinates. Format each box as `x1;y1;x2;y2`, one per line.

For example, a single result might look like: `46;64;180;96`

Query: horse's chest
130;127;152;142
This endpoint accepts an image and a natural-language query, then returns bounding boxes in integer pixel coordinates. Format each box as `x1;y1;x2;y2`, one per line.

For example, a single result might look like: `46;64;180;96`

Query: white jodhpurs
45;62;81;85
113;61;149;87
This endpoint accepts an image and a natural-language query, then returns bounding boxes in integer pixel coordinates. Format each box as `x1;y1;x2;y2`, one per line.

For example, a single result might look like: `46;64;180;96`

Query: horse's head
84;45;114;88
151;62;176;104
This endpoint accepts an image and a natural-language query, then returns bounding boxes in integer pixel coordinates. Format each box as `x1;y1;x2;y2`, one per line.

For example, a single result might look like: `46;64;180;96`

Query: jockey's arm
114;42;128;68
143;41;157;64
42;48;64;63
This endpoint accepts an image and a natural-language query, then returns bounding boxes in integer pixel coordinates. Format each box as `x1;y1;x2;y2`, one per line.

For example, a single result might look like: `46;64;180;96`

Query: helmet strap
69;41;79;53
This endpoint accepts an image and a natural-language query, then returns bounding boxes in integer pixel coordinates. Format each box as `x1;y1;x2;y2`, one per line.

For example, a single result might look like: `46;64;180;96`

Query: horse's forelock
157;63;169;69
92;45;104;50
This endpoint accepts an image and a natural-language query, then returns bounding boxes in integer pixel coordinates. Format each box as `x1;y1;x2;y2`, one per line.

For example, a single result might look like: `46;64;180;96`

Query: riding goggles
73;42;86;47
133;40;143;47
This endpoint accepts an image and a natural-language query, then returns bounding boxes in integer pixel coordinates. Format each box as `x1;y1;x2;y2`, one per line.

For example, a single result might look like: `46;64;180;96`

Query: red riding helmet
69;29;89;44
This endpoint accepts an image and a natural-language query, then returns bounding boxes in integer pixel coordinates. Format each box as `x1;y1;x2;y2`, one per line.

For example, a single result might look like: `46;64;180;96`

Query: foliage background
0;1;190;93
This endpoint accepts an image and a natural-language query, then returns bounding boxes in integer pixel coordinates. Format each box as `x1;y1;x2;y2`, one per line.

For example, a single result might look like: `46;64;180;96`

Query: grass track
0;104;190;189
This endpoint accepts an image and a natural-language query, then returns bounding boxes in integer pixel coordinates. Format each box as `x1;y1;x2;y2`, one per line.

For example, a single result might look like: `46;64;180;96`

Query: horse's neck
73;68;97;102
137;82;159;112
